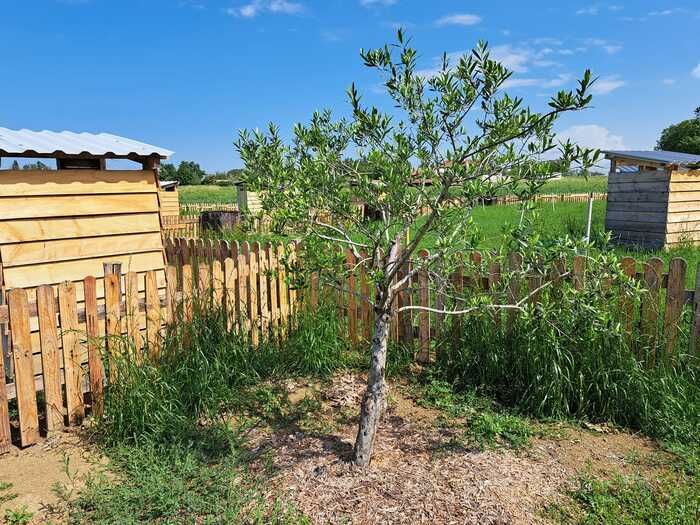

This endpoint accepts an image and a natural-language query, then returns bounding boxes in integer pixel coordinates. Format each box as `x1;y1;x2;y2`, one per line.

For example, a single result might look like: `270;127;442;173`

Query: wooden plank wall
158;190;180;219
666;169;700;246
605;170;670;249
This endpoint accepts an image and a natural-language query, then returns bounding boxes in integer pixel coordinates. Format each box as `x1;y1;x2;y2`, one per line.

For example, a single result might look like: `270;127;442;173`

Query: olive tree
236;32;599;466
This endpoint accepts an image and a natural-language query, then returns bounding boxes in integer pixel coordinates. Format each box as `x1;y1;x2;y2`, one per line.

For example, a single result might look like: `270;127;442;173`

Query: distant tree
11;160;20;170
176;161;205;185
22;161;51;170
657;107;700;154
160;162;177;181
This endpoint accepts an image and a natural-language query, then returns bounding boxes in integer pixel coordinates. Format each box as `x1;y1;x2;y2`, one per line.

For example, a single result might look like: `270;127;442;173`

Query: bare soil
0;432;101;524
247;373;666;525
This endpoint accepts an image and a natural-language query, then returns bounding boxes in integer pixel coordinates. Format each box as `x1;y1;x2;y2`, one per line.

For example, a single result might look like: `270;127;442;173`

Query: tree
236;32;598;466
176;161;205;185
22;161;51;170
160;162;177;181
11;160;20;170
657;107;700;154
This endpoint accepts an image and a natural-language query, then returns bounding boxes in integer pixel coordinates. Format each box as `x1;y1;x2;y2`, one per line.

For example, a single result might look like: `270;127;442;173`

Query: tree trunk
351;307;391;467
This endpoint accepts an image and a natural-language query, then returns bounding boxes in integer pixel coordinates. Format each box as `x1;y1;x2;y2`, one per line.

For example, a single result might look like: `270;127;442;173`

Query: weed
3;507;33;525
0;482;17;506
467;412;533;450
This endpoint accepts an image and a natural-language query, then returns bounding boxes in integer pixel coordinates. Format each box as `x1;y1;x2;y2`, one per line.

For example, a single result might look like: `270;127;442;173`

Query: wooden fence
0;239;299;452
490;192;608;205
3;236;697;453
162;216;199;239
180;203;238;216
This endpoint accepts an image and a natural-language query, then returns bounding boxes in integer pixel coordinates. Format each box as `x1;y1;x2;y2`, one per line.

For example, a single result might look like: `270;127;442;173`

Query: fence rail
180;203;238;216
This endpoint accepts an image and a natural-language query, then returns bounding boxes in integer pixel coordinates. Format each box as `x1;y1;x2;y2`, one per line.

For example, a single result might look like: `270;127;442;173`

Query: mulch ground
247;373;664;525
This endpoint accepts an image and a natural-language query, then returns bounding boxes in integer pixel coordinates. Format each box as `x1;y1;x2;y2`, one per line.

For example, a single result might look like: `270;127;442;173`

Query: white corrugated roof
604;150;700;167
0;127;174;159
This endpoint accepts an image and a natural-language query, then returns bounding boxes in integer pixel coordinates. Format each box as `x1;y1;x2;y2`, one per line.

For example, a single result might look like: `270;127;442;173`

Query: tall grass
99;300;349;447
436;253;700;444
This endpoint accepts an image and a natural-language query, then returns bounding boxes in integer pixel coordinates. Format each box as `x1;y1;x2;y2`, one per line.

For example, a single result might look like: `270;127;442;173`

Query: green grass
179;185;237;204
535;175;608;195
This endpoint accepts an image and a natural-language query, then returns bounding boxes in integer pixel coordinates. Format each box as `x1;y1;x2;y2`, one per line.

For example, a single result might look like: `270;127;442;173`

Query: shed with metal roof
0;126;174;299
604;150;700;249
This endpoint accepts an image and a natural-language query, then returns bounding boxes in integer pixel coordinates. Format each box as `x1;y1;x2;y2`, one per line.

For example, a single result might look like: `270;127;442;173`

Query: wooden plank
181;263;193;322
668;191;700;203
608;171;669;184
238;242;250;332
667;201;700;213
57;281;84;426
36;285;64;432
104;273;121;382
125;272;142;357
667;211;700;223
506;253;522;329
165;265;178;324
346;250;358;346
248;242;260;346
663;258;687;356
8;288;40;446
359;250;371;342
1;232;164;268
606;181;669;193
258;244;270;335
277;244;289;332
640;258;663;362
605;210;667;223
607;192;669;203
418;250;430;363
488;260;502;327
224;255;237;331
0;170;157;197
268;244;279;332
145;271;161;358
0;348;10;454
3;251;165;290
0;193;160;220
0;213;162;245
605;220;666;234
198;262;211;307
691;263;700;356
619;257;637;339
83;277;104;418
310;272;319;308
669;181;700;192
212;256;224;309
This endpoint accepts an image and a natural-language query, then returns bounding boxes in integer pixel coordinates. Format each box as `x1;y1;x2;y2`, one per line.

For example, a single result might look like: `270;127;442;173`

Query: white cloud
576;3;623;16
576;6;599;15
693;64;700;79
490;45;532;73
662;78;676;85
228;0;303;18
435;13;482;26
590;75;626;94
503;73;571;89
558;125;625;150
583;38;623;54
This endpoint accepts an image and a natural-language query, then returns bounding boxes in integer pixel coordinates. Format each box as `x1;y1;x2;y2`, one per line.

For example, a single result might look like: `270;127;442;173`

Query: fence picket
166;265;178;324
620;257;637;338
145;270;161;358
277;245;289;332
104;273;122;380
239;242;251;333
572;255;586;291
224;255;238;331
182;262;194;322
58;281;85;426
268;244;279;333
346;250;358;346
691;262;700;356
8;289;39;446
248;242;260;345
663;258;687;356
507;252;523;329
0;352;9;453
418;250;430;363
36;285;64;432
84;277;105;418
641;258;664;362
125;272;142;357
398;259;413;345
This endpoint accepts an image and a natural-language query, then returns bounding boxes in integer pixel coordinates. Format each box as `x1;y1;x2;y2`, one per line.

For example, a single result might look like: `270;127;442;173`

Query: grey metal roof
0;127;174;159
604;150;700;167
159;180;179;189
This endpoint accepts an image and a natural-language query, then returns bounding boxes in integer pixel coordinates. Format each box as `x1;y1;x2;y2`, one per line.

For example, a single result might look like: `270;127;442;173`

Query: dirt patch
248;373;666;525
0;432;102;524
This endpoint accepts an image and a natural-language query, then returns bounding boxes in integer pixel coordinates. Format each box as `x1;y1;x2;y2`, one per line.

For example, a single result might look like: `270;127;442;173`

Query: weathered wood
104;273;122;381
690;262;700;356
166;265;178;324
0;170;157;197
239;242;251;332
572;255;586;291
0;193;160;221
224;255;237;331
310;272;319;308
83;277;105;418
145;271;161;358
346;250;358;346
212;257;224;309
58;281;84;426
36;285;64;432
0;348;10;453
619;257;637;338
248;242;260;345
267;244;279;332
640;258;664;362
8;288;40;446
418;250;430;363
125;272;142;357
507;253;522;329
182;263;193;322
663;258;687;356
488;260;501;326
277;244;289;332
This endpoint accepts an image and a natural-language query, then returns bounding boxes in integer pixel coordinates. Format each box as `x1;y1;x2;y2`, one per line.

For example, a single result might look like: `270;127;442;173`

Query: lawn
179;185;237;204
535;175;608;195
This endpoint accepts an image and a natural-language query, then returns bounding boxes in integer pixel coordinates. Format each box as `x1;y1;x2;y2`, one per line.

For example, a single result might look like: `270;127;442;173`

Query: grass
535;175;607;195
179;185;237;204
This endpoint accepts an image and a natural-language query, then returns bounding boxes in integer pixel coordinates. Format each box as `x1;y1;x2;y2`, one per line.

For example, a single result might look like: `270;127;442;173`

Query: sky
2;0;699;172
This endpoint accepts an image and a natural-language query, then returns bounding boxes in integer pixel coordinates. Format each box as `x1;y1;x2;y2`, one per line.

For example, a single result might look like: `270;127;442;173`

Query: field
179;185;237;204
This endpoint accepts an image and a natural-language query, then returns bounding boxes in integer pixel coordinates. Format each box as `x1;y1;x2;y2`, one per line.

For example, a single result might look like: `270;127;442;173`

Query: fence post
507;252;523;330
8;288;39;446
58;281;85;426
84;277;105;418
640;258;663;363
691;262;700;356
125;272;142;358
418;249;430;363
277;244;289;333
663;258;687;356
346;249;358;346
620;257;637;342
145;270;162;359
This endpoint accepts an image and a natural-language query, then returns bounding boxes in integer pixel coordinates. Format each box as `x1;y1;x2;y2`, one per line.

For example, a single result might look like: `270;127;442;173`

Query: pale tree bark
352;241;400;467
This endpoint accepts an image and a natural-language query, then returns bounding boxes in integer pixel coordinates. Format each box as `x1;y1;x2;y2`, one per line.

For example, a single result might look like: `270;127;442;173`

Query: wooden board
0;193;159;220
0;213;161;245
8;288;40;446
1;232;164;268
608;171;669;183
0;170;157;197
607;181;669;194
36;285;64;432
605;210;667;223
3;251;165;289
84;276;105;417
58;281;85;425
608;192;669;203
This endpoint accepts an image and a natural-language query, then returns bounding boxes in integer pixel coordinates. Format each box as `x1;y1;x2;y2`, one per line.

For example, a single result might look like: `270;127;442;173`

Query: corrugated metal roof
0;127;174;159
159;180;179;189
604;150;700;167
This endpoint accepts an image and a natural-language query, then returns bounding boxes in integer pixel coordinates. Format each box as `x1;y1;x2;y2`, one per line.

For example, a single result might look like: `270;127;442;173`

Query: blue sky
2;0;699;171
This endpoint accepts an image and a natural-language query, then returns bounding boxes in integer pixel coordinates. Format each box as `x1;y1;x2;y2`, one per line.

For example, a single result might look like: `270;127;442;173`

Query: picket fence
180;203;239;216
1;236;698;453
490;192;608;205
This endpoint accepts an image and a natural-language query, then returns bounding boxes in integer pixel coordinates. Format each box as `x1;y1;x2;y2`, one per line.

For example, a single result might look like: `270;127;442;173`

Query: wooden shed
236;182;263;214
604;150;700;249
159;179;180;220
0;127;174;297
